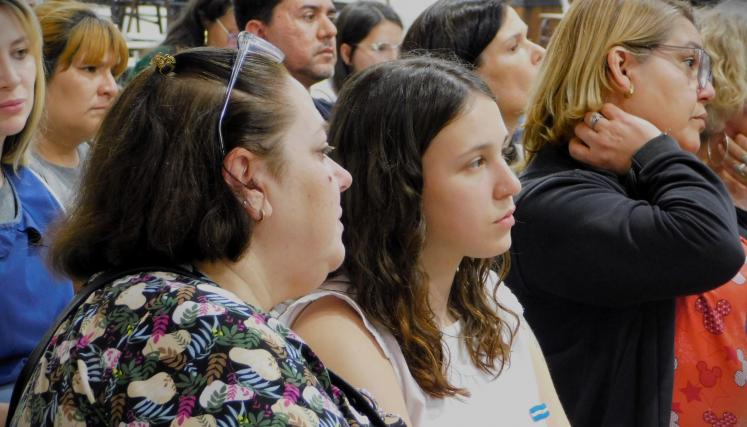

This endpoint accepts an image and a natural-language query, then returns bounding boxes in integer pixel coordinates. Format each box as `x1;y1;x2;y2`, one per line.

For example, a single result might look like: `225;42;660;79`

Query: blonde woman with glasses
504;0;744;426
7;38;404;426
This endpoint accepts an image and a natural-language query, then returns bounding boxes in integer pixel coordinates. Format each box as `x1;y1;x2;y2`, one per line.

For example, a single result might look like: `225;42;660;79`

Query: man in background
234;0;338;119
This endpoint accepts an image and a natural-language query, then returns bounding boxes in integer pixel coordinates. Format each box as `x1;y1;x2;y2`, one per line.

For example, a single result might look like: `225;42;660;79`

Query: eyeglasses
646;44;712;90
357;42;401;54
217;32;284;156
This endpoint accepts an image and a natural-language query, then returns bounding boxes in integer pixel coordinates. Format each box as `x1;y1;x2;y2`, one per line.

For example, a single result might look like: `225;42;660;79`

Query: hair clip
150;53;176;75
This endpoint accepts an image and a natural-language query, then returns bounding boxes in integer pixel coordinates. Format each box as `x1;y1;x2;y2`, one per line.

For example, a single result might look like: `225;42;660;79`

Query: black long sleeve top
505;135;744;427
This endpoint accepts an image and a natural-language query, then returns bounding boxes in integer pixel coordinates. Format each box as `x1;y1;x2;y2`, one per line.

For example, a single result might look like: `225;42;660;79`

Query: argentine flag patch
529;403;550;422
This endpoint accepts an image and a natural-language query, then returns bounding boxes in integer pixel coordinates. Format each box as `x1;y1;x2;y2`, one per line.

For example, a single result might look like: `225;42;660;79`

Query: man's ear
606;46;637;96
222;147;272;222
245;19;267;38
340;43;353;66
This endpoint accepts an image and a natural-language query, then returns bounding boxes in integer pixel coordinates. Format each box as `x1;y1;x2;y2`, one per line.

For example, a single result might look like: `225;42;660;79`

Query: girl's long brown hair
330;56;518;397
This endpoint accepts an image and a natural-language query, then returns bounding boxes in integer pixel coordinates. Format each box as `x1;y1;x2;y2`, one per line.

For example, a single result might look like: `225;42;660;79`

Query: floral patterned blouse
10;270;405;427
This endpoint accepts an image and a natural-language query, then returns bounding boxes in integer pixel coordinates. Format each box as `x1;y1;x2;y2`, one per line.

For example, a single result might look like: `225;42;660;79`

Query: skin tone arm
525;325;570;427
291;296;413;426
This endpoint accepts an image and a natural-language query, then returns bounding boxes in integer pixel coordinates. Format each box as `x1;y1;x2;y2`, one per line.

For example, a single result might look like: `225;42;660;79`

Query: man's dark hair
233;0;281;30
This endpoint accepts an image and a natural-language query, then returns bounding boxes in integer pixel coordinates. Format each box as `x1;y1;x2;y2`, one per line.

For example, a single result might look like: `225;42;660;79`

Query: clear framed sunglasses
646;43;712;90
358;41;401;54
217;32;285;156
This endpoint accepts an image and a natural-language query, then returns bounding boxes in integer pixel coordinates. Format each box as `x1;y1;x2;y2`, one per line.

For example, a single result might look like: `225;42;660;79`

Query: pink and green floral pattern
10;271;403;427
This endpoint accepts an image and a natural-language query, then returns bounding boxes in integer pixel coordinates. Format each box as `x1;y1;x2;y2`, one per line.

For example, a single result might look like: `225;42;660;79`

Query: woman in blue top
0;0;72;407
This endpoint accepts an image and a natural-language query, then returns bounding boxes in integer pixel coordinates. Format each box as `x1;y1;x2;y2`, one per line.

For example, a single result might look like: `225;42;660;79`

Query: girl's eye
469;157;486;168
82;66;97;73
303;13;315;22
510;44;519;52
12;48;28;60
683;57;696;69
322;145;335;157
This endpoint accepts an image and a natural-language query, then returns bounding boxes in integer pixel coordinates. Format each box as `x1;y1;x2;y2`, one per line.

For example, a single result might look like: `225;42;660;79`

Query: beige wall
336;0;435;28
386;0;434;27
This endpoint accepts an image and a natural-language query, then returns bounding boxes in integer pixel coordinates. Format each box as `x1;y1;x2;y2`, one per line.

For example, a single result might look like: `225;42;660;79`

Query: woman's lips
495;208;516;227
0;99;25;113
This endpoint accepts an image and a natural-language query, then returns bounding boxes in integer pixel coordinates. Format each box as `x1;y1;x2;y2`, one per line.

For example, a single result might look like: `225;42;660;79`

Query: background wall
334;0;565;40
334;0;433;28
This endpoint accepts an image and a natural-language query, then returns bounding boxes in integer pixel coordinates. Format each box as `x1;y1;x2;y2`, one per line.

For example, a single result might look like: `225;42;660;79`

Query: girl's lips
497;214;515;227
0;98;24;107
495;208;516;226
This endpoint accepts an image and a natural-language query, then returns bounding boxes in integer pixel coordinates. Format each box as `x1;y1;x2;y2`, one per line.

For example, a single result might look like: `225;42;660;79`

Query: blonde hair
0;0;45;170
697;0;747;132
522;0;692;163
35;0;128;80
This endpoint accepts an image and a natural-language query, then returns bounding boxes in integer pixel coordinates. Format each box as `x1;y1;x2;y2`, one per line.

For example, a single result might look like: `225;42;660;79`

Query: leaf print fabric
10;271;404;427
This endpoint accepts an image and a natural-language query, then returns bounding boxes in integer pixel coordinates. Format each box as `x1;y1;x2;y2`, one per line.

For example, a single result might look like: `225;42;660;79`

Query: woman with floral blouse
8;42;404;427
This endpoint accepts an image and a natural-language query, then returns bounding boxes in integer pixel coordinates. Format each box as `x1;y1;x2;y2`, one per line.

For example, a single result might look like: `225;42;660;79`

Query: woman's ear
606;46;636;97
222;147;272;222
340;43;353;66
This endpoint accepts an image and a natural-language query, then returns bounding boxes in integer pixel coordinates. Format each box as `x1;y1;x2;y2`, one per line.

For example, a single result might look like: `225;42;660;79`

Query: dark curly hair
330;56;518;398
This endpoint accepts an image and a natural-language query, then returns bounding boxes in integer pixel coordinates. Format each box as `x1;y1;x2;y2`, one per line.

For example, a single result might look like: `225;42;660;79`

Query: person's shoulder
484;272;524;326
275;276;357;323
288;284;399;364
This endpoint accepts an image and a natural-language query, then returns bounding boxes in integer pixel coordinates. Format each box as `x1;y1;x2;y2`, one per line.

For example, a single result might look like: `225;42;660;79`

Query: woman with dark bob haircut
403;0;544;155
331;1;402;93
7;43;406;427
277;57;569;426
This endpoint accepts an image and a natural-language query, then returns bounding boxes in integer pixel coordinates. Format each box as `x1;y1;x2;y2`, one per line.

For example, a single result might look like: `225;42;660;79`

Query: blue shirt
0;164;73;386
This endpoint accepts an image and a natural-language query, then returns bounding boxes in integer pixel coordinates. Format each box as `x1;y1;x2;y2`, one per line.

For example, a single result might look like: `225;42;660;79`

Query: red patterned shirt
672;238;747;427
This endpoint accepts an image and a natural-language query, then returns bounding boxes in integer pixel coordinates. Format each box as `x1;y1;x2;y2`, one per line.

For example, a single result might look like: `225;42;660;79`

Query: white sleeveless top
274;274;552;426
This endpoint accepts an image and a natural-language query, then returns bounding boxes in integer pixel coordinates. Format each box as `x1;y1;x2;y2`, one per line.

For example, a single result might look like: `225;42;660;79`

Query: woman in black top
505;0;744;426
